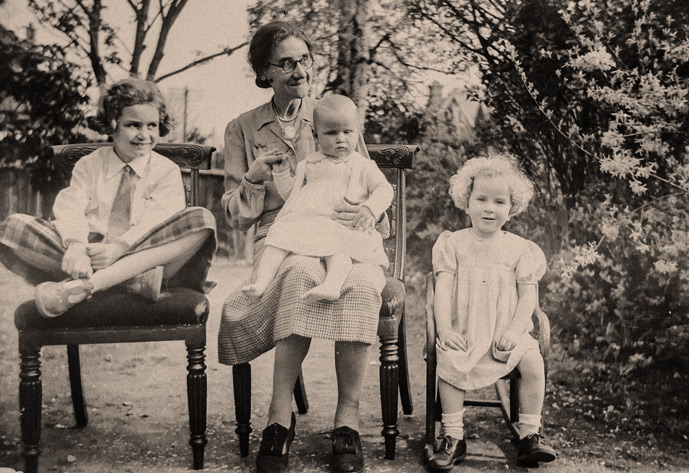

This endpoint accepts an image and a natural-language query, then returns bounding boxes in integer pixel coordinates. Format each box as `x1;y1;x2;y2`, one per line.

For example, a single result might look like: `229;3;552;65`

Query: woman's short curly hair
449;153;535;217
92;78;172;137
249;21;313;89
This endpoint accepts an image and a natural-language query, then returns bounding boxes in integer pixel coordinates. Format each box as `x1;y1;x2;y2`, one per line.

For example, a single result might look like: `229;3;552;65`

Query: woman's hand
62;242;93;279
271;156;291;175
332;197;367;228
87;242;127;270
436;330;467;352
494;328;520;352
245;149;288;184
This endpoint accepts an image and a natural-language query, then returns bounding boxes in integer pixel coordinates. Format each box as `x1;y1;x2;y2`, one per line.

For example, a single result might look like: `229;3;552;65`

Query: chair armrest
378;277;405;338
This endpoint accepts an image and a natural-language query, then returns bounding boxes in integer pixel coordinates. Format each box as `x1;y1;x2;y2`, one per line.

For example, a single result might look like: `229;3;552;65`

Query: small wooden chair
232;143;418;460
423;271;551;460
13;142;215;473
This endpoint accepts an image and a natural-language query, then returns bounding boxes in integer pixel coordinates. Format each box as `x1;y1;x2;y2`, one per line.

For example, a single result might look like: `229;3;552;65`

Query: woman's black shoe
427;435;466;471
331;426;364;472
256;413;296;473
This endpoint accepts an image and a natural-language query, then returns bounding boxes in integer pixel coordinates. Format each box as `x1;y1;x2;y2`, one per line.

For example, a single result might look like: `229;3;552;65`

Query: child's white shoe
125;266;164;301
35;278;94;318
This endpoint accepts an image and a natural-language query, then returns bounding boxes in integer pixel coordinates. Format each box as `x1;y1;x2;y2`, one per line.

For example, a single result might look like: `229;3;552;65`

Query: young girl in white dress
242;95;393;301
428;154;557;470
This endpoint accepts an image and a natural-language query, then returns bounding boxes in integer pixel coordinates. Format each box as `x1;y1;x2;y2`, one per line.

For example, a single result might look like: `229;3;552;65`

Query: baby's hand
353;206;375;232
436;330;467;352
494;329;520;352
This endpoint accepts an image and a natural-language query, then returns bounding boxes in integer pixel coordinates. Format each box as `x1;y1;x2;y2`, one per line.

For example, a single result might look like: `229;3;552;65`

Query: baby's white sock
441;409;465;440
518;413;541;439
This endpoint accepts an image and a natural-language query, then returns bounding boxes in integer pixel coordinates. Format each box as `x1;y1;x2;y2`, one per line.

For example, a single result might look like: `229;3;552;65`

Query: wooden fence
0;168;253;261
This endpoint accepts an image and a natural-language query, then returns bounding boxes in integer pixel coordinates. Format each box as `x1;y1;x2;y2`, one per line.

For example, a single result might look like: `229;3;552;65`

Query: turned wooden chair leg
397;313;413;415
186;343;207;470
424;344;438;461
19;349;42;473
232;363;252;457
293;368;309;414
379;332;399;460
510;376;520;440
67;345;88;427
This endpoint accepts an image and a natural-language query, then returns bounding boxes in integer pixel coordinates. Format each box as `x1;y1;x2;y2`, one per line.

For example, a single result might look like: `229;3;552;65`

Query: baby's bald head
313;95;359;134
313;95;361;158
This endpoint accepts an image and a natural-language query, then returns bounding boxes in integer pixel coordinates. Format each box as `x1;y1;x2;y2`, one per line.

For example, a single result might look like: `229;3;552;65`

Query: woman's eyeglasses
269;55;313;73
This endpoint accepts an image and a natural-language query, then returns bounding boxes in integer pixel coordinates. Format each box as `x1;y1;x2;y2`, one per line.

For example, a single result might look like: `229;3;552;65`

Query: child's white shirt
52;146;186;247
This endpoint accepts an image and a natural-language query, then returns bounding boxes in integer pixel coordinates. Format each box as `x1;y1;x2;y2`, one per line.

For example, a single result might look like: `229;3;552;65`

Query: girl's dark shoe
331;426;364;472
517;433;556;467
427;435;466;471
256;413;296;473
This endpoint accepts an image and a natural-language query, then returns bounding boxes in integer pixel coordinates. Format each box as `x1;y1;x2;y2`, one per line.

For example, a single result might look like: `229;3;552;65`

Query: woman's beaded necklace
272;99;301;141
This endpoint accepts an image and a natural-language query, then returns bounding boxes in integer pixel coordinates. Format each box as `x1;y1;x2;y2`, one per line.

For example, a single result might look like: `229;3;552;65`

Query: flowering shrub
543;194;689;362
529;0;689;358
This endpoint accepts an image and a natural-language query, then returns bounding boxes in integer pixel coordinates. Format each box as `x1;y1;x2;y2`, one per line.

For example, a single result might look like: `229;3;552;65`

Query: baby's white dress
432;229;547;390
265;151;392;268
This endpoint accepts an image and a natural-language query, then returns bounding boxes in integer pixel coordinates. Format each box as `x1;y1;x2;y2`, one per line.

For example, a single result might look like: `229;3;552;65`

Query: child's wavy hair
92;78;172;137
449;153;534;217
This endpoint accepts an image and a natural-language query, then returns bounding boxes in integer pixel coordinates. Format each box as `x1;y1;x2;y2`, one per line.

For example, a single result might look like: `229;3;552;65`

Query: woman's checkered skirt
217;209;386;366
0;207;217;291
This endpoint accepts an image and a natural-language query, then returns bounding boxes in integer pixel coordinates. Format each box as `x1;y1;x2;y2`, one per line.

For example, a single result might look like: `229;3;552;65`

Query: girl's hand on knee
87;242;127;270
494;329;519;352
436;331;467;351
62;242;93;279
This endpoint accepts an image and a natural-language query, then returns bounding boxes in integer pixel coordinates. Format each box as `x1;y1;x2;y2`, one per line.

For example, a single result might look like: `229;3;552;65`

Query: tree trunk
333;0;371;125
130;0;151;77
87;0;107;85
147;0;188;80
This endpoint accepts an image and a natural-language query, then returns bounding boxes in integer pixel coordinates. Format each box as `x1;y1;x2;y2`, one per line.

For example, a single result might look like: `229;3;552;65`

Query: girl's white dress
432;229;547;390
265;151;392;268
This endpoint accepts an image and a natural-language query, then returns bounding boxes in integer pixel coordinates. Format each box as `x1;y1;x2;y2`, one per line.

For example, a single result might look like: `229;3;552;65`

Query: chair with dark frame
423;271;551;460
231;143;419;460
13;142;215;473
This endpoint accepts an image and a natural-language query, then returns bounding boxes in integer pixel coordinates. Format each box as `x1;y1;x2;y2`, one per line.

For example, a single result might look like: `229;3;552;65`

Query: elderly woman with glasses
219;21;388;473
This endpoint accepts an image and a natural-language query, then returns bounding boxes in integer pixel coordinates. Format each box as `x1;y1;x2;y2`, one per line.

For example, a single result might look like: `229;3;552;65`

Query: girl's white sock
518;413;541;439
441;409;465;440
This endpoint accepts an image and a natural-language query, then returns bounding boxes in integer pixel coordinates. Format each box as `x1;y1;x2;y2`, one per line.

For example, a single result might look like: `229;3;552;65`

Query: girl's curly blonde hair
449;153;534;217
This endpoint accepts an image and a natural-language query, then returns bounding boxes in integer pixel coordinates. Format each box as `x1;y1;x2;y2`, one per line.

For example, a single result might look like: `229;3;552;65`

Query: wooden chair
13;142;215;473
232;143;418;460
423;271;551;460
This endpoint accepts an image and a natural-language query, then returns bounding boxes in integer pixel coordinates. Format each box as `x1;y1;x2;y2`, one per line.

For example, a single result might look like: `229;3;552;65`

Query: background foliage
0;26;90;192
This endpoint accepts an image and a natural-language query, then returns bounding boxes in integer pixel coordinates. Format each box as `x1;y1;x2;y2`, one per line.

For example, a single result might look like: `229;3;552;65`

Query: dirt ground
0;259;685;473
